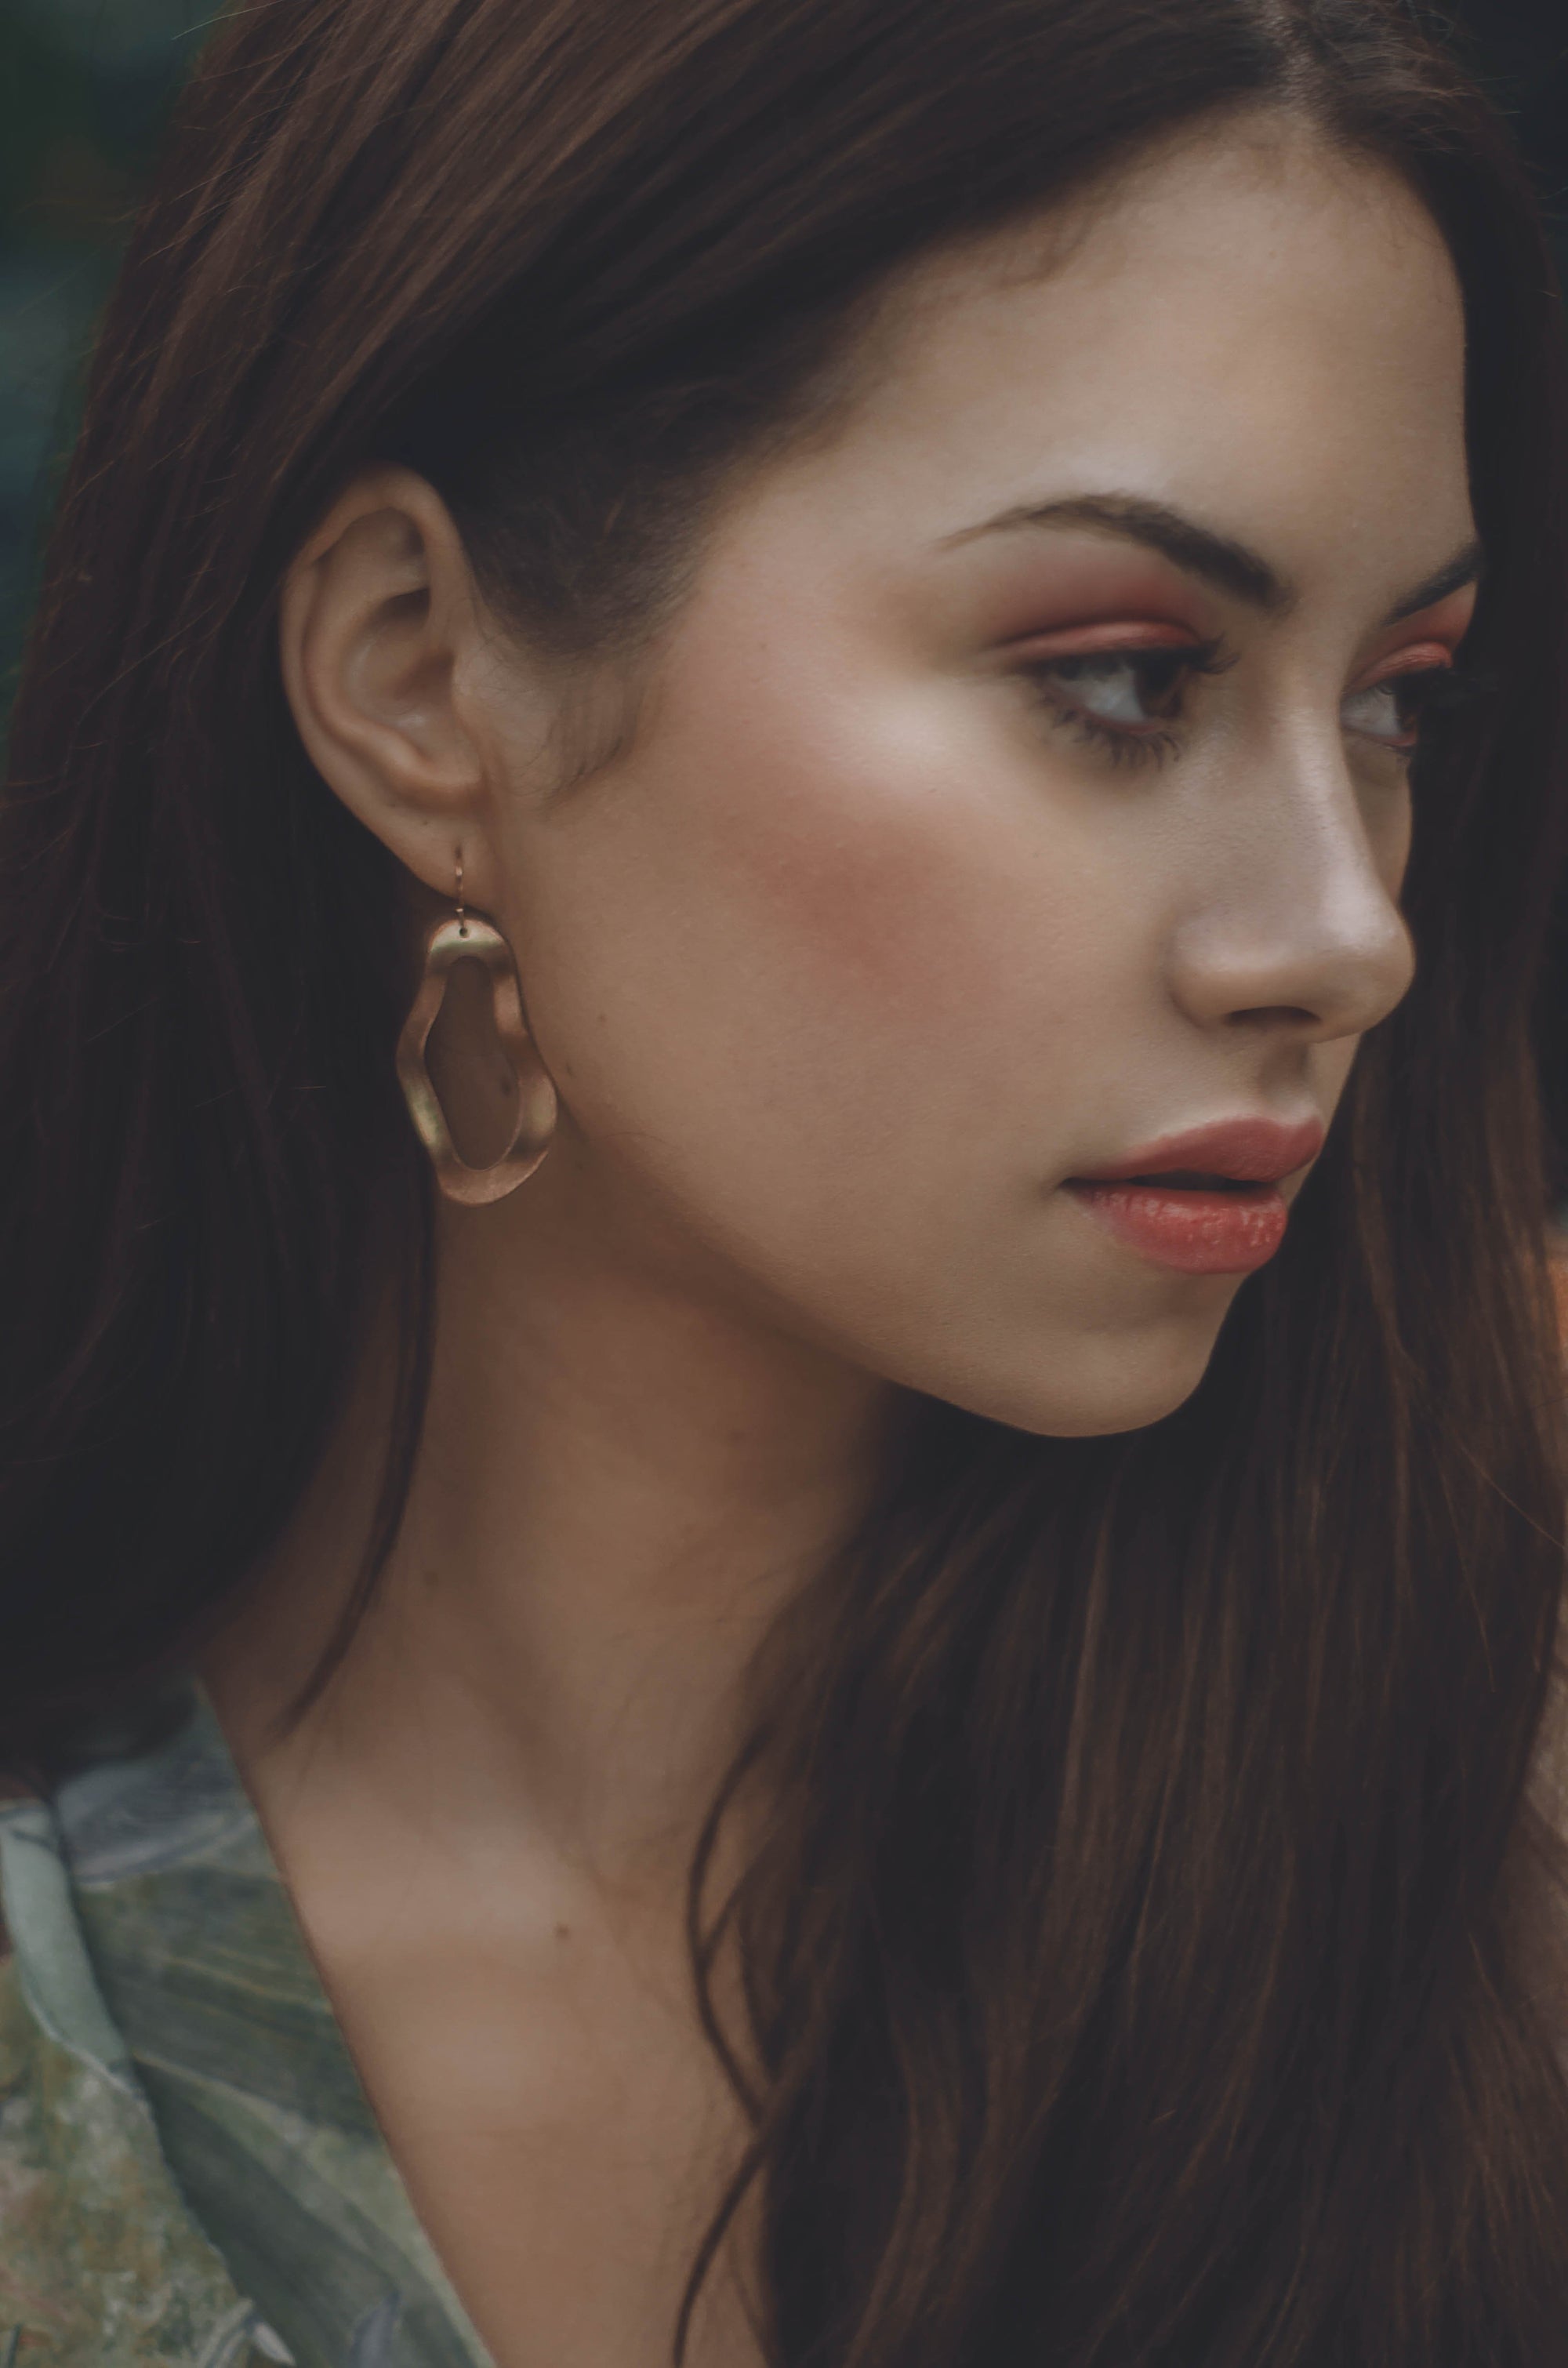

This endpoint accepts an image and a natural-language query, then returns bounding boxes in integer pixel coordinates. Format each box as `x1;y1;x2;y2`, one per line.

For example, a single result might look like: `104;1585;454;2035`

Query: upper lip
1067;1114;1326;1187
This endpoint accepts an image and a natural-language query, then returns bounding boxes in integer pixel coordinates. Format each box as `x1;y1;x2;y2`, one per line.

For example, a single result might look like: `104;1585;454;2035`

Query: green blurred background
2;0;1567;1181
1;0;214;694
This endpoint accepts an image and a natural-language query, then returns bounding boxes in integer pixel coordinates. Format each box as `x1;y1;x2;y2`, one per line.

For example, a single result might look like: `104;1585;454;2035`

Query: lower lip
1065;1180;1289;1275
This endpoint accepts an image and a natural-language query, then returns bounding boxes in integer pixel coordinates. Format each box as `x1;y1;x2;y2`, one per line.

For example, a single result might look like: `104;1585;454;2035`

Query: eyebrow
939;491;1485;630
1381;542;1486;625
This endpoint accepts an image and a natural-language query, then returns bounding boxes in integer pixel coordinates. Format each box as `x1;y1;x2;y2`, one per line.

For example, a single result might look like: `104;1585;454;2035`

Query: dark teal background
1;0;213;703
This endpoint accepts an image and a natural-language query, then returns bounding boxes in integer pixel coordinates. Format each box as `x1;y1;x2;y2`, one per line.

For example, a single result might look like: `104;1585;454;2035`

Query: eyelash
1018;640;1233;771
1016;643;1494;773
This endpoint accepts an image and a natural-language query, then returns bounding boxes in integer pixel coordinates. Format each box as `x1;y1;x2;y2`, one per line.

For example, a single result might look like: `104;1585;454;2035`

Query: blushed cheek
771;834;1105;1098
641;658;1112;1080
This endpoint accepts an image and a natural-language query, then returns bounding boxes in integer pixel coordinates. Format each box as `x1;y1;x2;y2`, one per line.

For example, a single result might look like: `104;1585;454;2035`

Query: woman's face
299;118;1479;1437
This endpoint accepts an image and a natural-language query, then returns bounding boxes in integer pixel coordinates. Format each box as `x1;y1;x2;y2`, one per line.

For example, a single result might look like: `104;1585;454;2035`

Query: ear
278;467;532;910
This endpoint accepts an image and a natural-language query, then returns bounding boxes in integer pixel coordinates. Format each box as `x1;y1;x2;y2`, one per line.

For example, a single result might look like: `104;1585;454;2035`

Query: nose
1165;746;1416;1044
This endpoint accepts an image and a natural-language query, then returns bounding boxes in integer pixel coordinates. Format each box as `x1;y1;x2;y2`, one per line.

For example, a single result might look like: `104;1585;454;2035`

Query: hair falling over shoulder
4;0;1568;2358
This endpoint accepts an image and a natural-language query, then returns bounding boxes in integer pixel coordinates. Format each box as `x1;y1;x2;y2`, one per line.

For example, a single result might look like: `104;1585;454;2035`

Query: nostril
1226;1005;1319;1030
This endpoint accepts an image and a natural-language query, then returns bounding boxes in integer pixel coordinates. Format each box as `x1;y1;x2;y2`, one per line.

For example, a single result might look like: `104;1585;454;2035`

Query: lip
1069;1115;1325;1188
1062;1114;1325;1277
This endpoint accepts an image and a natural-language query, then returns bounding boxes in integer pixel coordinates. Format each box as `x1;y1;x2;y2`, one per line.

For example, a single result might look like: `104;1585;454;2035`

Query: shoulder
0;1811;264;2366
0;1949;118;2363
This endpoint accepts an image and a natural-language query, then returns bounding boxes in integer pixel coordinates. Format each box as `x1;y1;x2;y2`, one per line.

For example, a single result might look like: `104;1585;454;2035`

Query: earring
394;855;557;1205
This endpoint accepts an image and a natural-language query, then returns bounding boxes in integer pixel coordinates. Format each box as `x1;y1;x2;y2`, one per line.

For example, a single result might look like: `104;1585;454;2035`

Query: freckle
555;1923;571;1941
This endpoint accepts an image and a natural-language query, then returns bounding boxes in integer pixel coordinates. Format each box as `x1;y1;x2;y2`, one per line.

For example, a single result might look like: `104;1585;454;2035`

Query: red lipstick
1063;1116;1324;1277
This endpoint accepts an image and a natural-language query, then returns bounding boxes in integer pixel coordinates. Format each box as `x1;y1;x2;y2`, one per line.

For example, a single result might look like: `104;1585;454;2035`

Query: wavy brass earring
395;857;557;1205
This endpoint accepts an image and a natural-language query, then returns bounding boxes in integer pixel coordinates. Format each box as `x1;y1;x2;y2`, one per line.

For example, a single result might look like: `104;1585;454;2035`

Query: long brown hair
5;0;1568;2359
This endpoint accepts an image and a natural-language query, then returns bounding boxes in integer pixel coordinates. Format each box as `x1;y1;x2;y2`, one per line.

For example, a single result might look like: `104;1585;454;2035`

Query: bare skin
205;113;1478;2368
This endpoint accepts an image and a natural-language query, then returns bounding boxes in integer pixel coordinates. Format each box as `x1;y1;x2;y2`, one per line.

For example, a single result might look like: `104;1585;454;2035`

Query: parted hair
4;0;1568;2359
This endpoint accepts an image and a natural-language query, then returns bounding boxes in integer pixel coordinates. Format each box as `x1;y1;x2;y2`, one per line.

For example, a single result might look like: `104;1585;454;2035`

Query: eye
1036;648;1192;728
1015;637;1230;769
1341;644;1486;759
1341;676;1424;752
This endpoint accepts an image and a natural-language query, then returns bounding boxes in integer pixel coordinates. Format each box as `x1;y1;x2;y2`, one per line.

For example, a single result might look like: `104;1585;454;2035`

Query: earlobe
278;467;493;899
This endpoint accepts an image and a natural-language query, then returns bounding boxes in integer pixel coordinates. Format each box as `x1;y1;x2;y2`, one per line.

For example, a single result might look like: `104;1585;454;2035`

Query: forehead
786;115;1473;589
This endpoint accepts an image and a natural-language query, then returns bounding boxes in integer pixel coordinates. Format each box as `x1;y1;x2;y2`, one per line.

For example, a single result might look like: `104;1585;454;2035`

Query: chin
937;1314;1226;1440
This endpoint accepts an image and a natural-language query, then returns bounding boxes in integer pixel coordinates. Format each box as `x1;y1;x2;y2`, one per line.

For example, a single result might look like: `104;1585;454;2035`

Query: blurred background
2;0;1566;1197
1;0;212;688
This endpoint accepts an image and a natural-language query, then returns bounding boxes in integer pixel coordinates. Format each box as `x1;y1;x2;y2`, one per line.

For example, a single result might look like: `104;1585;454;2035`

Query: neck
203;1142;901;1881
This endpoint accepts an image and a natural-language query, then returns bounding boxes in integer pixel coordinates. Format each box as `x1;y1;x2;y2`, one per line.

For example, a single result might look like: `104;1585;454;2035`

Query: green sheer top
0;1685;494;2367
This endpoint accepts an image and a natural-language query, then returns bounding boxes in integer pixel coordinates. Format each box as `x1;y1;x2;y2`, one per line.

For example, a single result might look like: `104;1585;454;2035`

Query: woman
2;0;1567;2359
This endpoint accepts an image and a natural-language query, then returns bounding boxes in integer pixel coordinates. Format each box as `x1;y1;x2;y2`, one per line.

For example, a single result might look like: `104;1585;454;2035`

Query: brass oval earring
394;855;558;1205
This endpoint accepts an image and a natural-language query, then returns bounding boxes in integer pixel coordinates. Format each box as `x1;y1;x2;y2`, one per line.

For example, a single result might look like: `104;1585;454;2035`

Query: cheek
563;657;1122;1138
493;628;1221;1436
502;652;1153;1270
711;747;1050;1037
